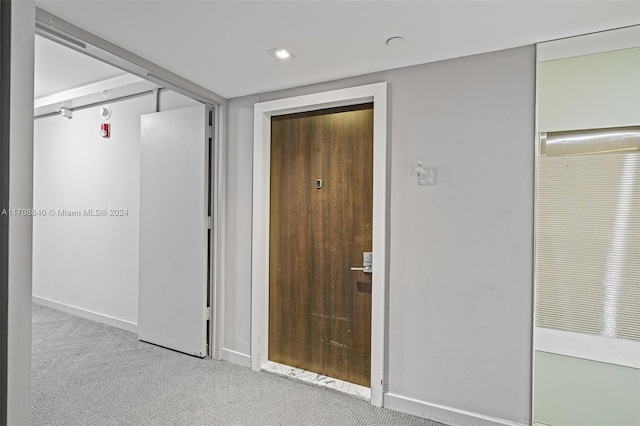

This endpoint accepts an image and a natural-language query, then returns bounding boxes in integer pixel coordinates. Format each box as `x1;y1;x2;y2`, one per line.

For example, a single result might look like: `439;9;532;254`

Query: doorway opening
251;82;388;406
32;8;224;360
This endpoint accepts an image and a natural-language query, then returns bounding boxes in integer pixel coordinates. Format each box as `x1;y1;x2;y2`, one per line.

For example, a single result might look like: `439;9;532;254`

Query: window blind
536;128;640;341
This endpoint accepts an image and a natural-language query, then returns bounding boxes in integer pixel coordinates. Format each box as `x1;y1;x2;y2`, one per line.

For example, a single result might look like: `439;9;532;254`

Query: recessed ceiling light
275;49;290;59
267;46;296;61
386;36;404;47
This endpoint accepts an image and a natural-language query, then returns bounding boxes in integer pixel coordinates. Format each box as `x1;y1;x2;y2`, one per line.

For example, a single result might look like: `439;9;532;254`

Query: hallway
31;304;444;426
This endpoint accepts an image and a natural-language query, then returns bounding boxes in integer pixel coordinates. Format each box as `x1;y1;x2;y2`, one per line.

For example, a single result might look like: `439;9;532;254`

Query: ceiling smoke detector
386;36;404;47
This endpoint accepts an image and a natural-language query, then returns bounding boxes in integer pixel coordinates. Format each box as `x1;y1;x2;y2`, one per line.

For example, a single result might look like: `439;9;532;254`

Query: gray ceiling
35;1;640;99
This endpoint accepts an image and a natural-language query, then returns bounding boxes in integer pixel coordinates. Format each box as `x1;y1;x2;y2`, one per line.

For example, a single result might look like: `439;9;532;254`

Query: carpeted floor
32;303;446;426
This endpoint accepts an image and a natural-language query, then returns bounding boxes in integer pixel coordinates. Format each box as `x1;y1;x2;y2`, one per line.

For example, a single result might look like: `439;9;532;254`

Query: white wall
33;89;198;329
535;351;640;426
224;46;535;425
6;1;35;424
538;46;640;132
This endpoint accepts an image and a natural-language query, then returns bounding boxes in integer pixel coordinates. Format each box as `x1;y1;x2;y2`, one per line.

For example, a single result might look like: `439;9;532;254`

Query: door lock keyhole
315;179;322;189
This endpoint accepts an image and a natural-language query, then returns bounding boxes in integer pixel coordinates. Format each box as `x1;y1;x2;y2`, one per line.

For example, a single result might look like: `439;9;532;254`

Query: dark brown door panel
269;103;373;387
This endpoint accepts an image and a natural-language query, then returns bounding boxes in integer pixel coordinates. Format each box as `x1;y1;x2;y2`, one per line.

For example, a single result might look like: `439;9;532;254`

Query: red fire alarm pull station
100;123;110;138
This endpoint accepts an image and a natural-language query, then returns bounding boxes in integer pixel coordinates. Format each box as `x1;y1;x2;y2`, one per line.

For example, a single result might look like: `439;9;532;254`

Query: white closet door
138;104;209;357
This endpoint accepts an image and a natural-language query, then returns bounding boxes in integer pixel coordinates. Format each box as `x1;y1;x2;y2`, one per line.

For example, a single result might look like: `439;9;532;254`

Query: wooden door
269;103;373;387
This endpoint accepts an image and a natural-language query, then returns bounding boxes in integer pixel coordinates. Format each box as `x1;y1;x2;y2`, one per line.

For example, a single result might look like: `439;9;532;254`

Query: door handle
351;252;372;274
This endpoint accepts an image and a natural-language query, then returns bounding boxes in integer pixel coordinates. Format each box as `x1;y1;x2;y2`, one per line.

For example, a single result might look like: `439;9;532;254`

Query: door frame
0;1;9;422
251;82;388;406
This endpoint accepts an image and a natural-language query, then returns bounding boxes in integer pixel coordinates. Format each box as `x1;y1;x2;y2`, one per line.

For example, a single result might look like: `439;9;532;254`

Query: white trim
32;296;137;333
251;82;388;407
383;393;528;426
534;327;640;369
211;103;227;360
531;44;541;425
221;348;251;368
537;25;640;62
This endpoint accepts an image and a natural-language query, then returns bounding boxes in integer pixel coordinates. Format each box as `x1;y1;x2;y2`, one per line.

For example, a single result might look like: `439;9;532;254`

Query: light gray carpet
32;304;446;426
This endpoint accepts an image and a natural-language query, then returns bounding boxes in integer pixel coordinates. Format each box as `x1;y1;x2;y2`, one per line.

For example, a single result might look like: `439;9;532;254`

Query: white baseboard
221;348;251;368
384;393;528;426
33;296;137;333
